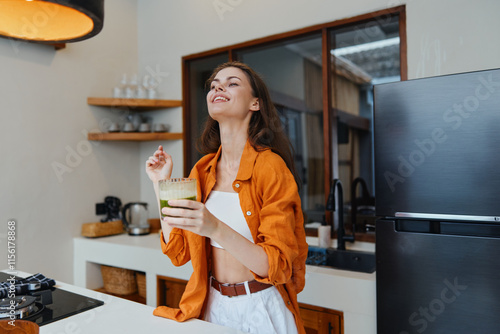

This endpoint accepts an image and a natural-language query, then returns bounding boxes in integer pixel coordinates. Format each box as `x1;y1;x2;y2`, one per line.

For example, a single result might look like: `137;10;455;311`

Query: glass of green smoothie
158;178;197;218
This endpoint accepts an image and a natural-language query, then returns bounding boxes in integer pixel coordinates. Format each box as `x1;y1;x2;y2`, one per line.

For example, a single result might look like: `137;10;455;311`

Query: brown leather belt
210;277;272;297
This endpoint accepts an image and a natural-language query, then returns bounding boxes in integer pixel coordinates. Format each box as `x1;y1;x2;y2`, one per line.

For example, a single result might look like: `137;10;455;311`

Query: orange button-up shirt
153;140;308;333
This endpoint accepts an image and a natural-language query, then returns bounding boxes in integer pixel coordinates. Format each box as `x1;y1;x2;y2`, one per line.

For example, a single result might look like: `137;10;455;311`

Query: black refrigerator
373;68;500;334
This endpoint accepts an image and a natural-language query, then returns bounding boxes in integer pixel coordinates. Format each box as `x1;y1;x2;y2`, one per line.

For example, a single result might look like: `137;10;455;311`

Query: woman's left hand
161;200;219;238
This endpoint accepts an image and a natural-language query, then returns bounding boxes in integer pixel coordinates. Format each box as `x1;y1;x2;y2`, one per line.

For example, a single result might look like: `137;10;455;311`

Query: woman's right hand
145;145;173;183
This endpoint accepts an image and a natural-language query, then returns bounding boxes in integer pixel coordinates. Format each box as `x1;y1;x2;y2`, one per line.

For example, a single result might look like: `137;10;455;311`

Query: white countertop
73;233;376;333
7;271;244;334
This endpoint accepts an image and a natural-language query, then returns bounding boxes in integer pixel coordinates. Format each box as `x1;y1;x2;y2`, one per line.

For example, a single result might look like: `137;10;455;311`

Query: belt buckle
223;283;238;298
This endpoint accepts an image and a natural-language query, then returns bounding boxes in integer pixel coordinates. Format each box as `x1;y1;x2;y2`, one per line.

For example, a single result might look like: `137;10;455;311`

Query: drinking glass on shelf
112;86;122;98
136;76;147;99
126;74;138;98
143;75;158;99
158;178;197;218
113;73;128;98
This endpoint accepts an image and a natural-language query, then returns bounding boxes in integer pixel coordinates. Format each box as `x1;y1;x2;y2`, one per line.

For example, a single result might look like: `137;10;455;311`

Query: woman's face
206;67;260;122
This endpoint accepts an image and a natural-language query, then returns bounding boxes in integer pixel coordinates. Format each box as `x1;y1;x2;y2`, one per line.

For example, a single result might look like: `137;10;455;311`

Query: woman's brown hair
197;61;301;188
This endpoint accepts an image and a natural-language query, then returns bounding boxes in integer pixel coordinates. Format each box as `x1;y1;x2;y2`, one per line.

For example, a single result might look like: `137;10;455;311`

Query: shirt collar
237;140;259;181
204;140;262;181
204;146;222;179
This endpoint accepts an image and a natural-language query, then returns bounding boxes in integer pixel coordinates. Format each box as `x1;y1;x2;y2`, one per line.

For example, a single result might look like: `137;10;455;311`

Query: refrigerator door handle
395;212;500;223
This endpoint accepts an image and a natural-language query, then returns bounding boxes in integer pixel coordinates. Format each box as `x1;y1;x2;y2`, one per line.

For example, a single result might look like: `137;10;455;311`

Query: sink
306;246;376;273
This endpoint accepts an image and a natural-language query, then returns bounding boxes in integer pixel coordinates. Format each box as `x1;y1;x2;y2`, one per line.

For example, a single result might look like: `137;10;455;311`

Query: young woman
146;61;308;334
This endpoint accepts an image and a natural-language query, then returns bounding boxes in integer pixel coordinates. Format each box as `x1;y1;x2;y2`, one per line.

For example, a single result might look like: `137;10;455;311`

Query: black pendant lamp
0;0;104;44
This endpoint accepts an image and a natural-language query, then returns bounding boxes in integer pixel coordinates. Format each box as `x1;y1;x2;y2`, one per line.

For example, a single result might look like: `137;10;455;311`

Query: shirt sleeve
252;156;304;286
160;229;191;266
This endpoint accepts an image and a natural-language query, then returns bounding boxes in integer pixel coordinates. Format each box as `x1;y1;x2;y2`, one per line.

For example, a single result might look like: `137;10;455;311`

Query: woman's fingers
152;150;171;168
162;201;199;216
160;151;172;162
153;146;165;158
162;201;199;225
161;201;217;238
146;156;160;167
149;146;170;162
146;145;173;181
146;155;156;163
148;149;171;167
153;151;163;160
167;199;199;209
163;218;196;229
161;208;195;229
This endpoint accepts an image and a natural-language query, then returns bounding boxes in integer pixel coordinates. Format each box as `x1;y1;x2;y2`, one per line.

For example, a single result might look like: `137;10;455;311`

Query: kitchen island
74;233;376;333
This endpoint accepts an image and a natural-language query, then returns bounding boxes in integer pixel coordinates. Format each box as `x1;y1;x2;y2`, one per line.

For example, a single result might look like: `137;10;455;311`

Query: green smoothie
160;196;197;218
158;178;197;218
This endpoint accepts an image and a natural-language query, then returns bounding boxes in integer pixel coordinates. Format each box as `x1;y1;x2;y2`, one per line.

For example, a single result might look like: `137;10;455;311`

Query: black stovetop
0;272;104;326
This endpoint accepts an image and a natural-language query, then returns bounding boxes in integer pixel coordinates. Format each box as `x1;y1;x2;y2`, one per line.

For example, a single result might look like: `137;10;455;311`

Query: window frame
181;6;407;238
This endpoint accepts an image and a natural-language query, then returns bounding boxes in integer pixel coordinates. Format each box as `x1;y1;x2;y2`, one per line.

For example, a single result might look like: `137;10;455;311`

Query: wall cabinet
157;275;188;308
87;97;183;141
300;303;342;334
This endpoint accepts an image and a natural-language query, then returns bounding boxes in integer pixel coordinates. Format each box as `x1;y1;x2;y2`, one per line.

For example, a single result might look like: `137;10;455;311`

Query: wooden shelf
87;97;183;141
88;132;183;142
87;97;182;111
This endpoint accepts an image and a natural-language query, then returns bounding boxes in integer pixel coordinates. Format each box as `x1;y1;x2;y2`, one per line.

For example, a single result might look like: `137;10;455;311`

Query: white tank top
205;191;254;249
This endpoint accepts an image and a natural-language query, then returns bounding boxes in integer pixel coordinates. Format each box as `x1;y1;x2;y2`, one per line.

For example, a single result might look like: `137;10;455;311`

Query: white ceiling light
332;37;400;57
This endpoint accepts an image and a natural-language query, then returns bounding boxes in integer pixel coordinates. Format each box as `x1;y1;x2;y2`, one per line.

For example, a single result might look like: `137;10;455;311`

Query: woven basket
136;272;146;299
101;265;137;295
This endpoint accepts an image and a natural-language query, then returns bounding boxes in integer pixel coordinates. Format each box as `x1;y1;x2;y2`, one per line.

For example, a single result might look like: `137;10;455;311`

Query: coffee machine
95;196;122;222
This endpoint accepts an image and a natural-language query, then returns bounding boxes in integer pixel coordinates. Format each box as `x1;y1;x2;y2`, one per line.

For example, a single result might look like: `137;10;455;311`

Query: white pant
204;283;298;334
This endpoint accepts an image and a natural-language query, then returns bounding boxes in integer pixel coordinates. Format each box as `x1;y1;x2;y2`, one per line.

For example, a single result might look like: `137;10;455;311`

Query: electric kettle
122;202;150;235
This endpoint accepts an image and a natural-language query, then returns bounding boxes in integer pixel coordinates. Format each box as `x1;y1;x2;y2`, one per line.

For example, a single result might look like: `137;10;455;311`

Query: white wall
407;0;500;79
137;0;500;215
0;0;139;283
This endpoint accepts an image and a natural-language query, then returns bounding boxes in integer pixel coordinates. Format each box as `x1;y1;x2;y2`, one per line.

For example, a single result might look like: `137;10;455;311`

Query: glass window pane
236;35;325;223
330;14;400;230
185;54;229;170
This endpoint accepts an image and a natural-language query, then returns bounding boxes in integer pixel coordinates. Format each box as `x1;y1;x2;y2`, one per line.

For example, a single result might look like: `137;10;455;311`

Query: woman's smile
212;94;230;103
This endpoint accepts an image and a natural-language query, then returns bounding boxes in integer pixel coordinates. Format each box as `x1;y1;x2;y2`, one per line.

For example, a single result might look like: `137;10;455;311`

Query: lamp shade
0;0;104;43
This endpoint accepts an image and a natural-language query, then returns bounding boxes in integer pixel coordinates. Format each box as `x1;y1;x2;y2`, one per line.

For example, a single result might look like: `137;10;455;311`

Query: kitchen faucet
326;179;355;251
350;177;375;232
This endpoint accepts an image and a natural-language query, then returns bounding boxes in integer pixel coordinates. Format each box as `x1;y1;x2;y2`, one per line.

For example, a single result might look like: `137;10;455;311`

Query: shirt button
287;301;291;305
246;211;251;216
235;183;240;188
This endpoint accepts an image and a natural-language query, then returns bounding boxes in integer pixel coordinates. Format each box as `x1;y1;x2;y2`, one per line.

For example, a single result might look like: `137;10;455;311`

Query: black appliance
96;196;122;222
374;68;500;333
0;273;104;326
